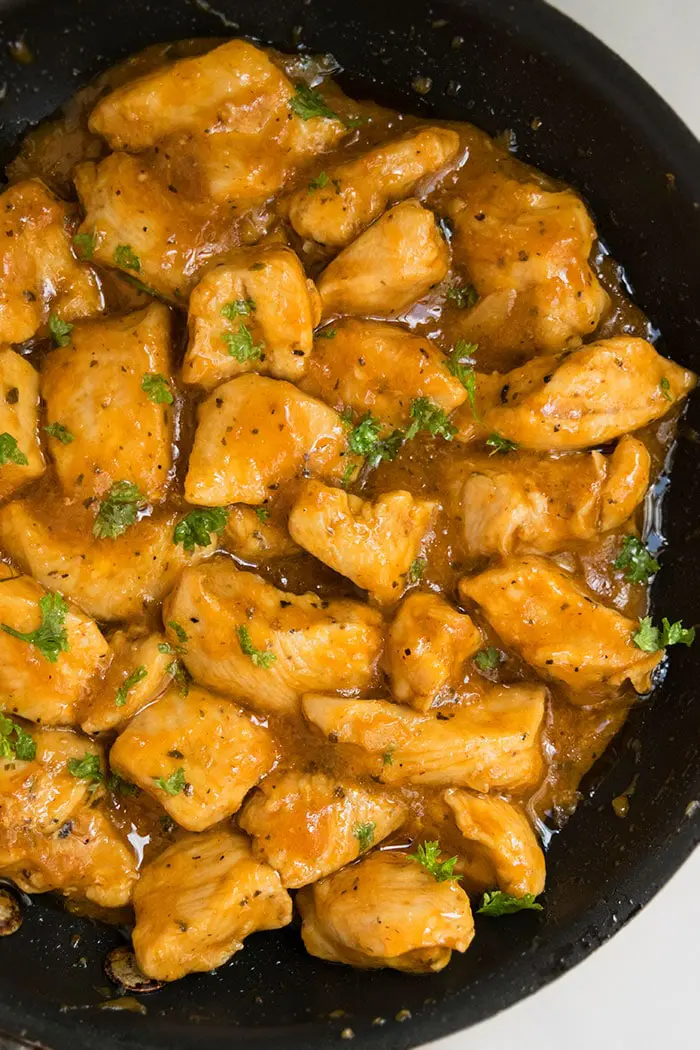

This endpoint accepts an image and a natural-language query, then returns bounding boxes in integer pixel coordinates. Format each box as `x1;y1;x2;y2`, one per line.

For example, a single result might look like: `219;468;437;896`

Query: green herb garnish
0;714;36;762
167;659;191;696
446;340;479;416
68;753;103;783
315;327;337;339
446;283;478;309
478;890;543;916
114;244;141;272
308;172;330;192
153;767;186;796
405;398;457;442
168;621;189;645
44;422;74;444
73;231;95;260
141;373;174;405
660;376;672;402
412;840;462;882
255;506;270;523
222;322;264;363
221;298;256;320
614;536;660;584
173;507;228;552
115;665;148;708
632;616;695;652
236;624;276;669
48;313;73;348
474;647;500;671
1;591;69;663
0;433;28;466
408;558;426;584
486;433;519;455
352;821;376;852
289;82;343;123
93;481;144;540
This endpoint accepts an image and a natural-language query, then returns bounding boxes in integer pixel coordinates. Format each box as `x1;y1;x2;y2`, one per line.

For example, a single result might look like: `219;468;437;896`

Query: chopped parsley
48;313;73;347
477;890;543;916
308;172;330;192
222;322;264;363
115;665;148;708
93;481;144;540
486;433;519;455
614;536;660;584
0;714;36;762
347;413;403;469
632;616;695;652
474;647;500;672
168;621;189;645
315;327;337;339
153;767;186;796
255;506;270;523
289;82;342;123
68;753;103;783
412;840;462;882
167;659;191;696
408;557;426;584
352;821;376;851
405;397;457;442
341;461;357;487
446;283;478;309
114;244;141;272
173;507;228;552
73;231;95;260
141;373;174;405
158;642;174;654
236;624;276;669
44;422;74;444
446;340;479;417
0;433;28;466
382;746;395;766
1;591;69;663
221;298;256;320
660;376;672;402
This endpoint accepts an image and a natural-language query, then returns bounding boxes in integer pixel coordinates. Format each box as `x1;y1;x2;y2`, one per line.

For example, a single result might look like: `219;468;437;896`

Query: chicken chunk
183;247;321;389
163;558;384;716
0;179;102;345
297;850;474;972
303;686;545;791
317;200;450;318
460;556;662;696
383;593;482;711
110;684;277;831
80;628;173;734
448;174;608;355
41;303;173;501
185;374;351;506
0;574;110;726
288;126;460;247
239;770;407;887
448;435;651;557
0;348;45;500
132;828;292;982
222;505;301;560
300;319;466;427
288;481;437;605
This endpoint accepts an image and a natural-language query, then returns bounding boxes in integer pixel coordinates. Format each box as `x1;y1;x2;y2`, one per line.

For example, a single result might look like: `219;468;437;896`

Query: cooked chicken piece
183;247;321;389
288;481;437;605
288;126;460;247
41;303;173;501
478;338;695;451
317;200;450;318
185;374;351;506
448;174;608;354
80;628;173;734
0;574;110;726
452;370;504;444
297;849;474;972
443;789;546;897
303;686;545;791
448;435;650;557
383;593;482;711
132;827;292;982
222;505;301;560
460;556;662;696
0;500;198;622
0;179;102;345
239;770;407;887
0;348;45;500
301;319;466;427
110;684;277;831
163;558;384;716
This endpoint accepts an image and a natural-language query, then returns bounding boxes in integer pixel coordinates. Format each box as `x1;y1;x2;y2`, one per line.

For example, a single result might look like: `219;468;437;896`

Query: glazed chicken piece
297;850;474;973
185;374;351;506
183;246;321;389
303;686;545;791
448;435;651;557
41;303;173;501
110;684;277;831
460;556;663;696
383;593;482;711
222;505;301;561
239;770;407;887
132;828;292;982
288;481;437;605
0;348;45;500
287;126;460;247
0;574;110;726
163;558;384;716
447;174;608;355
0;178;102;345
300;319;466;427
317;200;450;318
80;628;174;734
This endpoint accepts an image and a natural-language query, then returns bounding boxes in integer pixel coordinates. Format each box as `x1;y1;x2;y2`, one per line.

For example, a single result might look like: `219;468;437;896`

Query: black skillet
0;1;699;1047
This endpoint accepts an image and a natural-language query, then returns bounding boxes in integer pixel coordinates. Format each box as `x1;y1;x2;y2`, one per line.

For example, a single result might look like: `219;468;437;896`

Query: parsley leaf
222;322;264;363
405;398;457;442
114;244;141;272
477;890;543;916
168;620;189;645
412;840;462;882
48;313;73;347
173;507;228;552
341;461;357;487
347;413;404;469
93;481;144;540
486;433;519;455
353;821;376;851
236;624;276;668
446;283;479;309
153;767;186;796
315;327;337;339
446;340;479;416
308;172;330;192
0;715;36;762
0;433;28;466
255;506;270;523
632;616;695;652
382;745;395;766
141;373;174;405
614;536;660;584
475;647;500;671
68;753;103;783
660;376;672;402
44;422;74;444
221;298;256;319
408;557;426;583
289;82;343;123
0;591;69;663
167;659;191;696
115;665;148;708
73;231;95;260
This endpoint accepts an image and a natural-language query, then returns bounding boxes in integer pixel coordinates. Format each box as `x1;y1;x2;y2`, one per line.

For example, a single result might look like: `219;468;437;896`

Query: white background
427;2;700;1048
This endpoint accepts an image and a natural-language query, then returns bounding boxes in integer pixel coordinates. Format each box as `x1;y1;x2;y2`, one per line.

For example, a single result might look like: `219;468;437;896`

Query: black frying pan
0;1;699;1047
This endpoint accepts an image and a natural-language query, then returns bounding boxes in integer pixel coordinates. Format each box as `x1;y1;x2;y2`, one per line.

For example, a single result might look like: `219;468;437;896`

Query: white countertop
428;2;700;1048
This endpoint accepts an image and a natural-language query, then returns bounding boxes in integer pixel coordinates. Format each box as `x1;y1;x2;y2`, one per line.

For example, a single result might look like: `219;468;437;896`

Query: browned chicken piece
41;303;173;501
317;200;450;318
448;174;608;355
0;179;102;345
110;684;277;831
0;574;110;726
443;789;546;897
80;628;173;734
478;337;696;451
132;828;292;982
239;770;407;887
297;849;474;972
383;593;482;711
460;556;663;696
288;126;461;247
448;435;651;557
288;481;437;605
164;558;384;716
0;348;45;500
302;686;545;791
0;500;200;622
300;319;466;427
185;374;351;506
183;247;321;390
222;505;301;560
